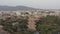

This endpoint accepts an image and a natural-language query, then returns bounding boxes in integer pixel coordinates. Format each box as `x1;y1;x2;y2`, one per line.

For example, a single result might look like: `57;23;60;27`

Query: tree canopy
35;15;60;34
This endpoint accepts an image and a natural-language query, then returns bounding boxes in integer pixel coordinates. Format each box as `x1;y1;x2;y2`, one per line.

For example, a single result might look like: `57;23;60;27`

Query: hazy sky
0;0;60;9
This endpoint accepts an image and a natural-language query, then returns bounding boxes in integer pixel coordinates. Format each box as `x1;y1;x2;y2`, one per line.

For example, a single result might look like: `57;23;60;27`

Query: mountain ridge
0;6;37;11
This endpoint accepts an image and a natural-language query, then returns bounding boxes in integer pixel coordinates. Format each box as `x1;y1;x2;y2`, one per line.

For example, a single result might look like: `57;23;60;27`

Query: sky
0;0;60;9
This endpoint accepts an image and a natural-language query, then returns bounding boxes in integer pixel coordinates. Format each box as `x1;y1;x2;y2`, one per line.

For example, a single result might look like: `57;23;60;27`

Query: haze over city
0;0;60;34
0;0;60;9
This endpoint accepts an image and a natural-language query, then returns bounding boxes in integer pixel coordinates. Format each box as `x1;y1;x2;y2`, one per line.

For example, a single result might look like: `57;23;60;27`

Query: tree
0;16;31;34
35;15;60;34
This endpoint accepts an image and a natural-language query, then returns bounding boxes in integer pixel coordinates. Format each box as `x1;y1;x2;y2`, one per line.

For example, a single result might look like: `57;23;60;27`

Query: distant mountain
0;6;37;11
